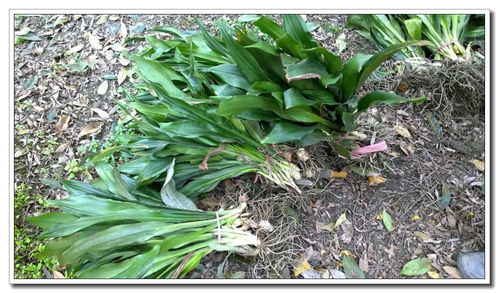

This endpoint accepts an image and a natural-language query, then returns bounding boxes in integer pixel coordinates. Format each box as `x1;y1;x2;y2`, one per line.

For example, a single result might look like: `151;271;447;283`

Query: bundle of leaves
104;15;427;197
347;14;485;60
28;162;260;279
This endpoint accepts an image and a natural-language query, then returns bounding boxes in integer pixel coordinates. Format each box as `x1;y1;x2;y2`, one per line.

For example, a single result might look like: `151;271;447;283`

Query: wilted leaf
414;231;432;241
55;142;70;153
428;270;440;279
119;53;131;66
88;33;102;50
78;122;102;137
382;208;394;232
294;256;312;277
359;250;369;273
469;159;484;172
438;185;452;210
400;258;432;276
18;129;30;135
443;266;462;278
336;33;347;53
96;15;109;24
412;215;421;221
118;67;127;85
55;115;70;135
394;124;412;139
322;213;347;232
66;44;84;55
331;171;348;178
400;143;415;156
342;254;365;279
198;196;219;210
368;175;386;186
91;108;110;119
53;271;65;278
340;220;353;244
120;22;128;41
97;80;108;95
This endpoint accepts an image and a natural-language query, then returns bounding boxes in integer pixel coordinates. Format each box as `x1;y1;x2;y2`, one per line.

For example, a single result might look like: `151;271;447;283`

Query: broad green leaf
342;254;365;279
356;40;430;89
341;112;356;132
261;121;317;144
27;213;78;230
280;107;334;127
244;42;279;56
218;21;269;82
283;88;317;109
341;54;371;99
195;19;228;56
160;159;198;210
206;64;252;90
285;58;328;82
95;162;136;200
61;180;117;199
253;16;285;40
216;95;281;116
382;208;394;232
251;81;282;92
357;91;427;114
400;258;433;276
114;245;160;278
282;15;317;48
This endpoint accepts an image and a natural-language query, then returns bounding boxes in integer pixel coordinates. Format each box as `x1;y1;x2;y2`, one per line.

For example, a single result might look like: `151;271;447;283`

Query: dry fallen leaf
331;171;348;178
400;143;415;156
66;44;84;54
414;231;432;241
443;266;462;278
368;175;386;186
293;255;312;277
427;270;440;279
120;22;128;41
359;250;369;273
118;67;127;85
340;220;353;244
96;14;109;24
296;148;309;161
78;122;102;137
18;129;30;135
55;142;69;153
119;53;131;66
198;196;219;210
55;115;70;135
109;43;125;52
412;215;421;221
469;159;484;172
88;33;102;50
91;108;110;119
53;271;65;278
97;80;108;95
394;124;412;139
340;250;356;258
322;213;347;232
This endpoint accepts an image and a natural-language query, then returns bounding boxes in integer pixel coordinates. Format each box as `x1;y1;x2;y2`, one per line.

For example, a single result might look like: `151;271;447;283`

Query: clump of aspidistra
101;15;427;200
28;162;260;279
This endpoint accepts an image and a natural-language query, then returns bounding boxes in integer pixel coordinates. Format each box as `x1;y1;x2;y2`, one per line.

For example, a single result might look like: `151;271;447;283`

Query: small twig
198;144;225;170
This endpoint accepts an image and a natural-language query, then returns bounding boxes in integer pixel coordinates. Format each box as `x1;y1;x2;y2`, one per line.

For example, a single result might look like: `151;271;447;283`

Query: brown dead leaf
368;175;386;186
198;196;219;210
359;250;369;273
66;44;84;54
400;143;415;156
293;255;313;277
91;108;110;119
118;67;127;85
97;81;108;95
443;266;462;278
55;115;70;135
53;271;65;278
394;124;412;139
331;171;348;178
469;159;484;172
119;53;131;66
88;33;102;50
414;231;432;241
78;122;102;137
55;142;69;153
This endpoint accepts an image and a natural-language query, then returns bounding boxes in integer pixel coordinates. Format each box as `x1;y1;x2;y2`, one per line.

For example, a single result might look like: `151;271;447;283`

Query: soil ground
13;14;485;279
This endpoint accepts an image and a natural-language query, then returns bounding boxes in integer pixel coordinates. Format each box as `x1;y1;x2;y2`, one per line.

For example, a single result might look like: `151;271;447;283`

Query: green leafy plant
29;164;260;279
347;14;485;60
106;15;426;194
